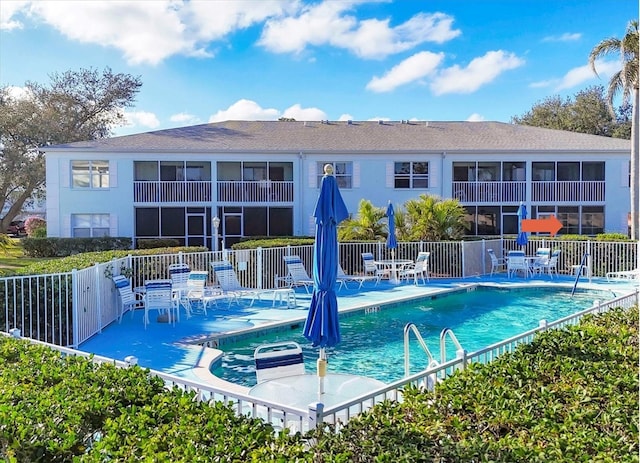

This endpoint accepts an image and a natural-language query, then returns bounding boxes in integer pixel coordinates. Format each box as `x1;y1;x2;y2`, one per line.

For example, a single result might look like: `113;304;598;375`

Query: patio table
373;259;412;284
248;373;385;409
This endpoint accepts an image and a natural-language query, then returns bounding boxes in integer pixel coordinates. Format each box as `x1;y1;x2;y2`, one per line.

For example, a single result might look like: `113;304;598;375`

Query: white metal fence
0;239;637;348
5;289;637;433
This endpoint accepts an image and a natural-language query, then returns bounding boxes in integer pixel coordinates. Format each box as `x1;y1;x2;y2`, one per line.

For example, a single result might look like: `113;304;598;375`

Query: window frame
71;160;110;189
71;213;110;237
394;161;429;189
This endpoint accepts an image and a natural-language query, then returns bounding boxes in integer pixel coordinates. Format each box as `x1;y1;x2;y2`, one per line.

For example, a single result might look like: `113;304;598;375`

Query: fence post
95;263;102;334
587;240;592;281
308;402;324;430
455;348;467;371
256;247;263;289
178;251;184;264
72;268;80;348
9;328;21;338
538;319;548;331
460;240;466;279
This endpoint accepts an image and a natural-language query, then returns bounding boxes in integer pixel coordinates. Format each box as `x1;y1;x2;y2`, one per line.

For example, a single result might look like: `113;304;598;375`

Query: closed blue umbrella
303;164;348;390
516;202;528;247
386;201;397;259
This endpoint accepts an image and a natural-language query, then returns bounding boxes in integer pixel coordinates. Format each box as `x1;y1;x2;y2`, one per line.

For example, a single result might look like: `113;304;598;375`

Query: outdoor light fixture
212;216;220;252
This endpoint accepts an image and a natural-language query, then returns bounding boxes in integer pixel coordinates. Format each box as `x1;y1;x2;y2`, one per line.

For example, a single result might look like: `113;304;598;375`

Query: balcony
134;181;212;203
531;181;605;202
217;180;294;203
452;181;526;203
451;180;605;204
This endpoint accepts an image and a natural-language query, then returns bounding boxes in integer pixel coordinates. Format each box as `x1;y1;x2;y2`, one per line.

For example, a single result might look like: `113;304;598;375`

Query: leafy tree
338;199;386;241
589;20;639;239
404;194;468;241
0;67;142;233
510;85;628;138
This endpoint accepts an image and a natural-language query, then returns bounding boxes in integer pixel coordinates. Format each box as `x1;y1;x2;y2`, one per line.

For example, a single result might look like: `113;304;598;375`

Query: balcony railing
134;181;212;203
531;181;605;202
452;180;605;203
217;180;294;203
452;181;526;203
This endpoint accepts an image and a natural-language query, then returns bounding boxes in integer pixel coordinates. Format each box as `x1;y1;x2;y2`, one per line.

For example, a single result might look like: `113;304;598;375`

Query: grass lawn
0;238;51;277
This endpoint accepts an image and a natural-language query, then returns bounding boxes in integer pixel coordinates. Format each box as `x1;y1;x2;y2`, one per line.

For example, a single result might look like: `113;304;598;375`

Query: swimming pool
210;286;612;387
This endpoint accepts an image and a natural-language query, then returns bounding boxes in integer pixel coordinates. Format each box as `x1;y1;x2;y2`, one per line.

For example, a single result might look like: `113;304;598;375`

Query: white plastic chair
507;250;529;278
211;261;269;305
487;249;506;276
361;252;386;284
400;252;430;284
535;250;561;278
254;341;305;384
337;263;377;290
181;270;211;314
144;279;177;328
112;275;144;322
168;263;190;288
282;255;314;293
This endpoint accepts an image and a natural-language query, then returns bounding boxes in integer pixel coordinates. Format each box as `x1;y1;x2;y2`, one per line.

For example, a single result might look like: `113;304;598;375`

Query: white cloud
259;3;460;59
542;32;581;42
530;59;619;90
431;50;524;95
338;113;354;121
555;59;618;90
366;51;444;92
0;1;29;30
367;116;390;121
15;0;288;65
208;99;280;122
169;112;201;125
466;113;485;121
124;111;161;129
281;103;327;121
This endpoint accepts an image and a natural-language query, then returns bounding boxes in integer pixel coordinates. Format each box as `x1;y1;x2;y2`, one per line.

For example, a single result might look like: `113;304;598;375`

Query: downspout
441;151;446;198
299;151;304;235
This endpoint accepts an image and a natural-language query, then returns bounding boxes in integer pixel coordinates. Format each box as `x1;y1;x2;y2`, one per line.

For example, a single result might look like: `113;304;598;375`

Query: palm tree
589;20;639;239
338;199;386;241
404;194;468;241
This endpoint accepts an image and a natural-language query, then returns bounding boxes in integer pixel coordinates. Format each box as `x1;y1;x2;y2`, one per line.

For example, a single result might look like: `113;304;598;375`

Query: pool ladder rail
404;323;467;388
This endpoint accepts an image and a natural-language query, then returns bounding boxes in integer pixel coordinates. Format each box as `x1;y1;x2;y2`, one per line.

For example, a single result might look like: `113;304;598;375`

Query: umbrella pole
317;348;327;395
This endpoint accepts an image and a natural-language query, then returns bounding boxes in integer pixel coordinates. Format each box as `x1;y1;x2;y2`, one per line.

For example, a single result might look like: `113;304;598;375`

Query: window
317;161;352;188
532;162;555;181
72;214;110;237
394;161;429;188
72;161;109;188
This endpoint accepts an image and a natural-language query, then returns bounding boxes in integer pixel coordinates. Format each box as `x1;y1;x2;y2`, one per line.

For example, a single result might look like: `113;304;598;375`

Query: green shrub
22;237;133;258
137;238;182;249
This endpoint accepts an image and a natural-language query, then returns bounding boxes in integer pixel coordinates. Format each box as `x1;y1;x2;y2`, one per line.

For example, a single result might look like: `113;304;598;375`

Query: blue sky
0;0;636;136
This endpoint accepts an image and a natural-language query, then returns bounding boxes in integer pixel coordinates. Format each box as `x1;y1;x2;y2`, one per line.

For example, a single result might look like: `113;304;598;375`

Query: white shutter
386;162;394;188
308;161;317;188
429;161;437;188
60;160;70;188
352;162;360;188
110;214;118;237
62;214;71;237
110;160;118;188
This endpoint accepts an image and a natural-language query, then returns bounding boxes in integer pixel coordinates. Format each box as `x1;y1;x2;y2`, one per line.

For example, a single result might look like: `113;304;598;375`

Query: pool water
211;286;611;387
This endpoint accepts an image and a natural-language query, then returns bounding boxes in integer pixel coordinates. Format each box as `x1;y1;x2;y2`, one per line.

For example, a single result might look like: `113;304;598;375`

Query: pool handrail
439;327;465;365
403;322;438;377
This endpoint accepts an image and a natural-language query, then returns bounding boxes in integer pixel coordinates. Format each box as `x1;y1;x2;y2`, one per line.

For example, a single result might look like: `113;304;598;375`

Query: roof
42;120;631;154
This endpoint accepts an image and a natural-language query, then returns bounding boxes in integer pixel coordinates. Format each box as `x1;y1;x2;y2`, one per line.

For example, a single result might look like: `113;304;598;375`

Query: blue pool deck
79;274;637;392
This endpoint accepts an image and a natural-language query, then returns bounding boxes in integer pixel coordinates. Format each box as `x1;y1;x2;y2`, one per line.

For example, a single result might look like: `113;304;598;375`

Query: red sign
521;215;563;236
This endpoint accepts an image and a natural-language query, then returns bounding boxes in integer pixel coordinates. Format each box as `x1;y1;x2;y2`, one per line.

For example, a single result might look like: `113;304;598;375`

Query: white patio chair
143;279;177;328
282;255;314;293
399;251;430;284
487;249;506;276
337;263;377;290
254;341;305;384
210;261;269;305
535;249;561;278
168;263;191;288
361;252;386;284
180;270;212;314
606;268;640;282
112;275;144;322
506;250;529;278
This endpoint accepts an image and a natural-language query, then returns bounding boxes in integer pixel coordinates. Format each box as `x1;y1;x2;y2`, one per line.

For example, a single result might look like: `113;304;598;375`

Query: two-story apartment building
42;120;631;248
